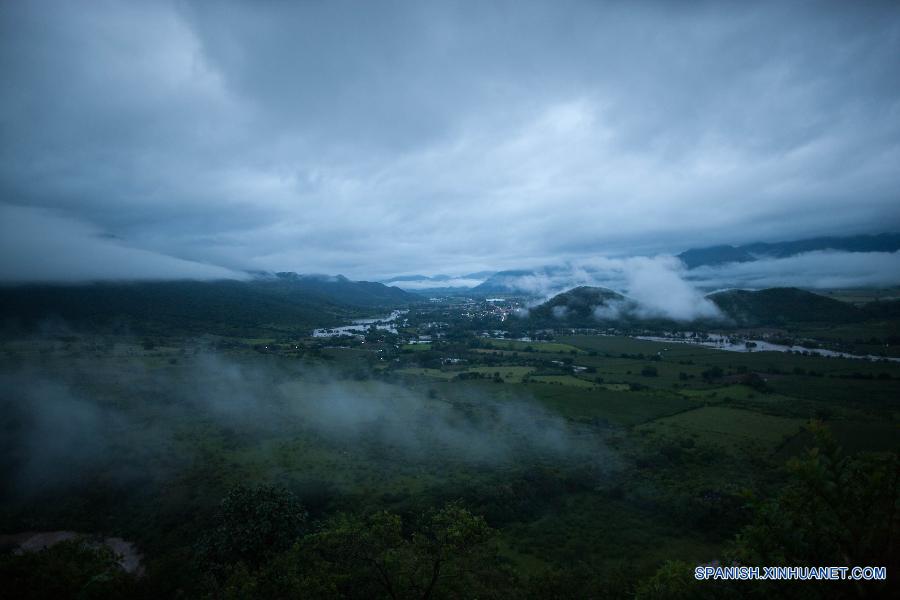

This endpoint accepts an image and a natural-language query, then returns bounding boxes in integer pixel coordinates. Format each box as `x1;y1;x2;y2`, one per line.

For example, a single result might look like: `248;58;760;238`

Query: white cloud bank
0;204;244;282
382;277;488;290
623;257;722;321
489;249;900;322
688;250;900;290
499;256;722;321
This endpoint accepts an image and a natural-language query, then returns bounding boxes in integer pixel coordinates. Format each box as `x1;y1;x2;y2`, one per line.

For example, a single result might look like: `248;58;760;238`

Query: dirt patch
0;531;144;576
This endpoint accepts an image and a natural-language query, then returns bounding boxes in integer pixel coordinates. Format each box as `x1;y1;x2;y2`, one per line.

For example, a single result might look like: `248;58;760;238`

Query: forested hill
706;287;865;326
0;275;420;337
269;272;419;306
523;286;628;327
515;285;899;330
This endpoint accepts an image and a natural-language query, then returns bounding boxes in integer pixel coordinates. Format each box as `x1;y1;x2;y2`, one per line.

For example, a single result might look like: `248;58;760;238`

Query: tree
702;366;724;381
198;485;308;573
634;560;723;600
638;423;899;599
733;423;898;571
640;365;658;377
221;502;515;599
739;372;770;393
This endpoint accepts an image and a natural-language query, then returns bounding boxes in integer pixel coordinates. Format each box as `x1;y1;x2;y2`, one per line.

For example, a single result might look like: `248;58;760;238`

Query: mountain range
4;231;898;336
383;271;495;284
380;272;496;293
676;232;900;269
460;232;900;294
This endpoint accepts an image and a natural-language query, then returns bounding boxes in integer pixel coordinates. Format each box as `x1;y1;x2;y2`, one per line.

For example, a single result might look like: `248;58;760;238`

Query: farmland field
638;406;805;451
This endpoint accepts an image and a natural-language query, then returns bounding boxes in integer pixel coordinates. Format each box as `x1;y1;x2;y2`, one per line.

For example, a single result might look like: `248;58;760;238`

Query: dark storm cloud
1;0;898;280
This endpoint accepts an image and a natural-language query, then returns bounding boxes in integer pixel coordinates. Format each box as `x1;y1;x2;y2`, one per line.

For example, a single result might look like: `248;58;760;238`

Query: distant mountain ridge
0;274;420;337
678;232;900;269
268;272;419;306
472;266;567;294
471;233;900;295
381;272;495;290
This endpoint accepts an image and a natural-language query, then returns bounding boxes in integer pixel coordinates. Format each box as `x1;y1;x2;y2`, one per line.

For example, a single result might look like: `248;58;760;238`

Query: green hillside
0;276;420;336
707;287;864;326
514;285;884;331
526;286;627;325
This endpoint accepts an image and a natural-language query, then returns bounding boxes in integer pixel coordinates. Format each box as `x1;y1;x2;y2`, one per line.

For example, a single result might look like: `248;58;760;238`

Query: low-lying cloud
0;350;610;498
622;256;722;320
496;256;723;322
0;204;245;282
496;249;900;322
687;250;900;290
383;277;488;290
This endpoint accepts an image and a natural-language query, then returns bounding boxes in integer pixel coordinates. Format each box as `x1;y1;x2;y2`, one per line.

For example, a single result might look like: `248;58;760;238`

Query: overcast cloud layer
1;1;899;281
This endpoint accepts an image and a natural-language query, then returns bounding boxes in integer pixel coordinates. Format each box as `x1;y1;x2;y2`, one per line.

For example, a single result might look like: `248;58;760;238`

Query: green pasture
639;406;805;452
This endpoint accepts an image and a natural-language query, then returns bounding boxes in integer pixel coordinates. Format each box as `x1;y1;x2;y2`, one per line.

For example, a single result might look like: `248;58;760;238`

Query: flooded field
635;333;900;362
312;310;408;338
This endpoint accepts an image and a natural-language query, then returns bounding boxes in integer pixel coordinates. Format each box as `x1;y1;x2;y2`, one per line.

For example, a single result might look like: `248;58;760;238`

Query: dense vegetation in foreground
0;287;898;598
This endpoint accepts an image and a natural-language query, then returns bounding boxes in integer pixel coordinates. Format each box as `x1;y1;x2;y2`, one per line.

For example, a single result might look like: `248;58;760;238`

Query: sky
1;0;899;282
